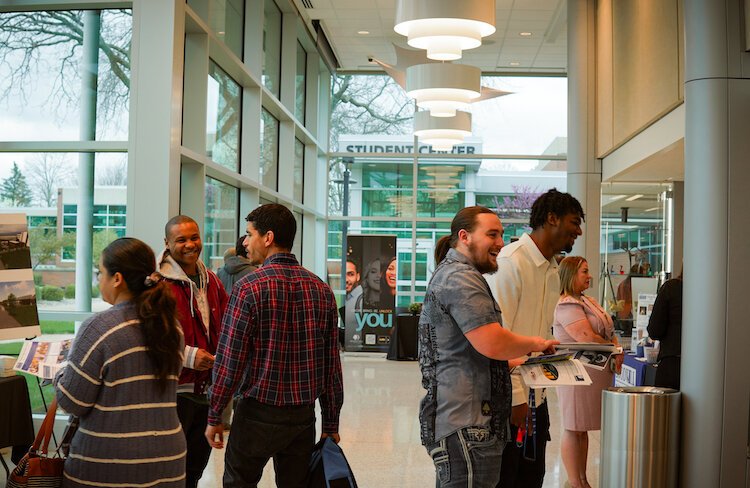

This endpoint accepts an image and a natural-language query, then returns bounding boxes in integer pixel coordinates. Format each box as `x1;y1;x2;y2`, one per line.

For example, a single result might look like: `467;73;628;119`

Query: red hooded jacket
158;251;228;395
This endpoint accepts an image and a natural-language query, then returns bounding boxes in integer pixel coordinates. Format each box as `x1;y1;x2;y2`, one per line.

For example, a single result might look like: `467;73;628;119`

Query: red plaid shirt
208;253;344;432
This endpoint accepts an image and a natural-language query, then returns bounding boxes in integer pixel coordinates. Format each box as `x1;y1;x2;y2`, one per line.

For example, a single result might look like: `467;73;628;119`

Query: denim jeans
426;426;506;488
224;397;315;488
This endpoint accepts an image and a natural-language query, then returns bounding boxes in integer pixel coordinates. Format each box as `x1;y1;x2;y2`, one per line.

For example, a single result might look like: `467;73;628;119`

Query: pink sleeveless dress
552;294;615;431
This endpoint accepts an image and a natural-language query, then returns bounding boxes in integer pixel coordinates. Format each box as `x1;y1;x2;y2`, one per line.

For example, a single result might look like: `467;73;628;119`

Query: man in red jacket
158;215;228;488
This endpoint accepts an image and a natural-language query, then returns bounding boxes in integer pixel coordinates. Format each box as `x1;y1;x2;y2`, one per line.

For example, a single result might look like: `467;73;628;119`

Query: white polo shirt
484;233;560;406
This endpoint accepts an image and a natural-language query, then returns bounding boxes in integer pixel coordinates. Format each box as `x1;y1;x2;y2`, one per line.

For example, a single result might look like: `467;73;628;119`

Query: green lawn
39;320;75;334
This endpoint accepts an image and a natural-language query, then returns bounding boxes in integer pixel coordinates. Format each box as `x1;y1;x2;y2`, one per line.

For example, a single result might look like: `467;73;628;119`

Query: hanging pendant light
395;0;496;61
406;63;481;117
414;110;471;151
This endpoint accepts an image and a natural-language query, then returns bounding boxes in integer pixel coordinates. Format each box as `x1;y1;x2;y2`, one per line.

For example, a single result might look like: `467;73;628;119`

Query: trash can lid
606;386;679;395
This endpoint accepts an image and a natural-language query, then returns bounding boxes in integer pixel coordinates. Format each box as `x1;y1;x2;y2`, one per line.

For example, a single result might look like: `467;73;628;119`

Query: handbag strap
31;396;59;455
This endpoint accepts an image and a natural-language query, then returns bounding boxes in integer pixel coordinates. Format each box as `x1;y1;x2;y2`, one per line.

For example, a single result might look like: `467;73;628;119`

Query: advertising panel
342;235;397;352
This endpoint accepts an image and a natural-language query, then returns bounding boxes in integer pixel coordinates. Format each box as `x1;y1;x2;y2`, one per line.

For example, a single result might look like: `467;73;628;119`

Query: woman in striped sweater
55;238;186;487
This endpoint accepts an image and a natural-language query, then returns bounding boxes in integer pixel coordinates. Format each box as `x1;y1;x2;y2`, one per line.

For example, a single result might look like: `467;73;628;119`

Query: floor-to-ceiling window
1;0;331;413
0;7;132;411
327;74;568;309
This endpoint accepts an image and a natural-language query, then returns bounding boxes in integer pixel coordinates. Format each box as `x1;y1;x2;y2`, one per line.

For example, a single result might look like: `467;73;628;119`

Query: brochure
555;343;623;371
13;337;73;379
523;352;574;365
518;358;592;388
556;342;619;352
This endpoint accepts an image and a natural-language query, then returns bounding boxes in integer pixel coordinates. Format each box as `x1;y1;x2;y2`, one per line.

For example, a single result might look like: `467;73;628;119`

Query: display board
342;235;397;352
0;214;41;341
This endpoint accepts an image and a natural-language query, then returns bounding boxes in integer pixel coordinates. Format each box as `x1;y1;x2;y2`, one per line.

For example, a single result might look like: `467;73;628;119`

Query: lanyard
522;389;537;461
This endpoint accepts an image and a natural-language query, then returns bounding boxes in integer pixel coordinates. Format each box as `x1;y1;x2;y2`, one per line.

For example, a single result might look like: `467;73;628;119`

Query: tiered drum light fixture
394;0;496;61
413;110;471;152
394;0;496;150
406;63;481;117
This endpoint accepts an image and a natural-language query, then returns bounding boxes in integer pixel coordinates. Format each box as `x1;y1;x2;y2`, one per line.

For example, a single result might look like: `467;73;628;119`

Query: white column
127;0;185;253
682;0;750;486
567;0;601;294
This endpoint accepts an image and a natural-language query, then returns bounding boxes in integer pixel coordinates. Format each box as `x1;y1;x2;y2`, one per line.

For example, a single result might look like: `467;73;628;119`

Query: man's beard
469;242;498;274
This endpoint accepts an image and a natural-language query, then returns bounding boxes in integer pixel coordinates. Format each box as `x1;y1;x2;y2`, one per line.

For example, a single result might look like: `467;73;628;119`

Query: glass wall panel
207;60;241;171
327;74;568;311
205;177;239;271
296;42;307;123
475;76;568;162
600;182;670;327
0;10;132;141
0;152;127;317
329;74;414;151
329;157;414;218
210;0;244;58
294;138;304;203
262;0;282;97
260;108;279;189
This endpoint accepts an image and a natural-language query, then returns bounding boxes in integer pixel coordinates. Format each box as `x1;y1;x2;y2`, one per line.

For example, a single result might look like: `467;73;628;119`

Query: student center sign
339;135;482;156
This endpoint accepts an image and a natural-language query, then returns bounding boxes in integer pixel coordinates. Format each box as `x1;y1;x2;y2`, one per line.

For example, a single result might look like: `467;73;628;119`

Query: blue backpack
307;438;358;488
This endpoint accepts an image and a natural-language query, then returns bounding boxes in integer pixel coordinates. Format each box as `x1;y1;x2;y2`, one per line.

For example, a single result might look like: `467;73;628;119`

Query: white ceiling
296;0;568;72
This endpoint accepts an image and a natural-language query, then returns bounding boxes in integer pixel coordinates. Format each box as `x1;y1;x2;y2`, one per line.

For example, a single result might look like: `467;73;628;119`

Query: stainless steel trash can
600;386;680;488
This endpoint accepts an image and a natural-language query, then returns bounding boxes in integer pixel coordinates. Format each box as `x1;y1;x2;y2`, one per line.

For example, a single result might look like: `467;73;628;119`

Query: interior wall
596;0;685;158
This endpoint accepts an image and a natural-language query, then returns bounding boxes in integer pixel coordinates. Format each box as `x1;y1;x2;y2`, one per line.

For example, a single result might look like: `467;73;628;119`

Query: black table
0;375;34;478
387;314;418;361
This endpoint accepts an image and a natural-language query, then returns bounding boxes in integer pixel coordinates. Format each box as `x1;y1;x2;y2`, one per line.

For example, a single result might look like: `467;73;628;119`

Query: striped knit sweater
55;301;186;487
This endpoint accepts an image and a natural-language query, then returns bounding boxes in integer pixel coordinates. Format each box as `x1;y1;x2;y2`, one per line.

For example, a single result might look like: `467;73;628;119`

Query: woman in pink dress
553;256;623;488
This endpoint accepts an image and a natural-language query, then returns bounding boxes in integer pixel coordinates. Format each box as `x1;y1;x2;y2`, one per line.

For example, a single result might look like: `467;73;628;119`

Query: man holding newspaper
484;189;585;488
419;206;557;488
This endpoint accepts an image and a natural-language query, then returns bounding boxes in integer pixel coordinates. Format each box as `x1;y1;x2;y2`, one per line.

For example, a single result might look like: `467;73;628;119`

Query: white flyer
636;293;657;329
13;337;73;379
518;358;592;388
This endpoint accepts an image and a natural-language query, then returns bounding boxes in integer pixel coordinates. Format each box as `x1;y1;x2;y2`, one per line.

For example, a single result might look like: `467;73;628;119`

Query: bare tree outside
328;74;414;214
330;74;413;151
96;159;127;186
24;154;77;207
0;10;131;132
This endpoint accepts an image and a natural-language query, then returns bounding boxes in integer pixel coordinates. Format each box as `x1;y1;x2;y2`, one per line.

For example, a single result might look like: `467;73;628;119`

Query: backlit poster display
343;235;397;352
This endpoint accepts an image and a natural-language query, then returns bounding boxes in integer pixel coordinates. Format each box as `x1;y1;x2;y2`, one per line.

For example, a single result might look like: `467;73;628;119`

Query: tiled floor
199;354;602;487
1;355;601;487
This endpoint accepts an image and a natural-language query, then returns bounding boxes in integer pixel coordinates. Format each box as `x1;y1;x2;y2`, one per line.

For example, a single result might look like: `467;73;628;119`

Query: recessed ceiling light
509;62;520;66
645;207;660;212
625;194;644;202
519;32;532;37
218;31;225;36
358;30;370;35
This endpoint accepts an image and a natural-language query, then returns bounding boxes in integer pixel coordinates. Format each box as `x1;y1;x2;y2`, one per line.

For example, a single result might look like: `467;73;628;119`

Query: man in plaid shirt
205;204;344;487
